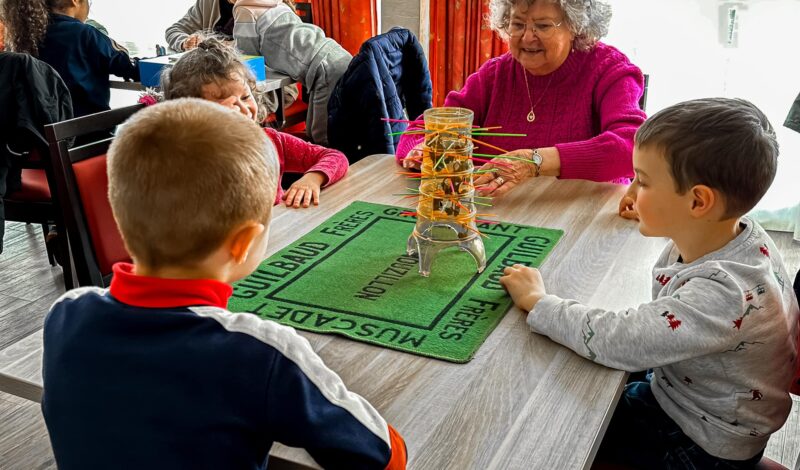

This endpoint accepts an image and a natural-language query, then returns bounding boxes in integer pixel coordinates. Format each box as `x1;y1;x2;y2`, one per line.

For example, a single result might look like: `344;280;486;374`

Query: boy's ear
688;184;718;218
227;221;265;264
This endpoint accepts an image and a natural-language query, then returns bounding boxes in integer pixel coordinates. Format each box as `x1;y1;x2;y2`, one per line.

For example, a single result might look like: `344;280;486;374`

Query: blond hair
107;98;279;268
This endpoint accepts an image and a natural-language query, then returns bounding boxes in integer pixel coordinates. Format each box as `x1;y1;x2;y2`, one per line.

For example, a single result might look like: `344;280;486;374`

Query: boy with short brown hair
502;98;799;468
42;99;406;470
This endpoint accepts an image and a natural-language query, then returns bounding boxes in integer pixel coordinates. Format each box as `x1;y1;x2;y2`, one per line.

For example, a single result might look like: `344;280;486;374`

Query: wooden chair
2;146;67;270
283;83;309;130
45;105;143;287
295;1;313;24
639;74;649;112
1;52;73;286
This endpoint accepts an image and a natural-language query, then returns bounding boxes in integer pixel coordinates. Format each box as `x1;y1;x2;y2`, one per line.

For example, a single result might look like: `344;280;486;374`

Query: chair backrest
295;2;313;24
45;104;143;287
1;52;73;209
793;269;800;395
639;73;649;112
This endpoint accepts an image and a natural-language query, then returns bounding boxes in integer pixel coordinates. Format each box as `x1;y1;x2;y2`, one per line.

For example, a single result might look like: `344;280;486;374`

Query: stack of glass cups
406;107;487;277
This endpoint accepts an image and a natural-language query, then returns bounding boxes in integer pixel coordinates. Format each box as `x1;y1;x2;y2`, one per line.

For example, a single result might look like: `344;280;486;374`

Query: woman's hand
401;142;424;169
182;34;202;51
499;264;546;312
473;149;536;198
284;172;327;208
618;182;639;220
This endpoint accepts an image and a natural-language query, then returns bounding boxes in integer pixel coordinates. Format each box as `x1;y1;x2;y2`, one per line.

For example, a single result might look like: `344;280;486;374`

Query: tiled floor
0;221;798;469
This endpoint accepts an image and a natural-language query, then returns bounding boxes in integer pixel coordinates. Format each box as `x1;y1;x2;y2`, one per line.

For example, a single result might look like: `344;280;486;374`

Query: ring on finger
495;176;505;186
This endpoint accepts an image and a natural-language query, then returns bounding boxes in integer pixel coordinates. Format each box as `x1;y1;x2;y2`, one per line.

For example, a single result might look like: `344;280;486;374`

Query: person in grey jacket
502;98;799;468
165;0;298;117
232;0;351;145
166;0;237;51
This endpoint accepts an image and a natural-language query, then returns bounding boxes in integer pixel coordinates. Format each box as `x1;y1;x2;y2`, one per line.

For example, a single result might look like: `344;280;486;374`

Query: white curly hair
488;0;612;51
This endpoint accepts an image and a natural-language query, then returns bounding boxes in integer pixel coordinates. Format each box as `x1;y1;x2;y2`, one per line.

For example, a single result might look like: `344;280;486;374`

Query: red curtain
299;0;377;56
429;0;508;106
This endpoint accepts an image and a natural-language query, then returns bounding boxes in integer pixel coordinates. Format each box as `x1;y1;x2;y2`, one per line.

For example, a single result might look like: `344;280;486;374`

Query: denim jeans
595;375;764;469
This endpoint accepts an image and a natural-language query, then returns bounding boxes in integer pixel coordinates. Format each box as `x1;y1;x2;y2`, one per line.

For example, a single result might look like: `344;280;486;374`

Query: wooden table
0;155;667;469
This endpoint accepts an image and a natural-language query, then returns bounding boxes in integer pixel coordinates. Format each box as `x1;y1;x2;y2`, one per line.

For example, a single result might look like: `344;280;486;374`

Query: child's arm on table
85;27;140;81
501;264;745;372
267;129;348;208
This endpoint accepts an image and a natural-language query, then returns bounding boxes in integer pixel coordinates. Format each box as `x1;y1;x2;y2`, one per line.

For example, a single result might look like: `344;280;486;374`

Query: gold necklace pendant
522;63;554;125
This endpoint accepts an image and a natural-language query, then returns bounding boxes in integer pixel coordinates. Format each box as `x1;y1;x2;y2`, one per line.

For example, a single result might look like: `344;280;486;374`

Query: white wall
89;0;193;53
605;0;800;211
381;0;420;36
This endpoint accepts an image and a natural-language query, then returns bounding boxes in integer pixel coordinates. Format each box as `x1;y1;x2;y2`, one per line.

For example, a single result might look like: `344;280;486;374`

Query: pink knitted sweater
265;128;349;204
395;43;646;182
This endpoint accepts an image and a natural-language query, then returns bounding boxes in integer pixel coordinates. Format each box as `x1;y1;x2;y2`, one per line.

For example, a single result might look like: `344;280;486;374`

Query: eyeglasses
506;19;563;39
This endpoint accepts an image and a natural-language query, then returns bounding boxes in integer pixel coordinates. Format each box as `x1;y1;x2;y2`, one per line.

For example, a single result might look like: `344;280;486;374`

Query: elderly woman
396;0;646;197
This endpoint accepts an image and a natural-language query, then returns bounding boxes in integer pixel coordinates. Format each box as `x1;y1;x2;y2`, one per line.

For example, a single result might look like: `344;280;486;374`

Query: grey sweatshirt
529;218;799;460
233;2;351;144
165;0;221;52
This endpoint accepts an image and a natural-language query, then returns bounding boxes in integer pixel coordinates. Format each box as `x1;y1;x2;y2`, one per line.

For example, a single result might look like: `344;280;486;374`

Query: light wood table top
0;154;667;469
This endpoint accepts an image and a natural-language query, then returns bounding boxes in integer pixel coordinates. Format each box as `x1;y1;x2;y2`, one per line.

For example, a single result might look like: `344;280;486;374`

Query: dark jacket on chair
0;51;73;252
327;27;432;162
39;14;139;118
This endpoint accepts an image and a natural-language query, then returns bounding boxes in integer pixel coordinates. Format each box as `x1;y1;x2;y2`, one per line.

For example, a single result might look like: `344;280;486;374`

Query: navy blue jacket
42;263;406;470
328;28;432;162
39;14;139;117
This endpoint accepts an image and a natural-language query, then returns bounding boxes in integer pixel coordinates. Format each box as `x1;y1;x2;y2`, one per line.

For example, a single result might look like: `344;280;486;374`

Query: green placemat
228;201;563;362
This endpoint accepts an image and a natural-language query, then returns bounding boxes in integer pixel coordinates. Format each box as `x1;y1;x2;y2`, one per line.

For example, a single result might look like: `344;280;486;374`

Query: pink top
396;43;646;183
264;128;349;204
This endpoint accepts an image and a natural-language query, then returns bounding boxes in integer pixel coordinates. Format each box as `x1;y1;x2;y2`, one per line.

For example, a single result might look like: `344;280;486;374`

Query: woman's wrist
536;147;561;177
528;149;543;177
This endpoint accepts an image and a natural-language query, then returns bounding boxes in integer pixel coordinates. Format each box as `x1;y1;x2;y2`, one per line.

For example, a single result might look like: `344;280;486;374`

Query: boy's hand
284;172;326;208
401;143;424;169
618;182;639;220
499;264;546;312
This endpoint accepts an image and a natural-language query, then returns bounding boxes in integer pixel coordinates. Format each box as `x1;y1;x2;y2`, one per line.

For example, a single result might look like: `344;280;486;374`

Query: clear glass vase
406;107;487;277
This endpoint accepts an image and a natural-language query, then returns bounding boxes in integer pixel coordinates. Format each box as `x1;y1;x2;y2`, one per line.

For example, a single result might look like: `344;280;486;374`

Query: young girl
161;38;348;209
1;0;140;117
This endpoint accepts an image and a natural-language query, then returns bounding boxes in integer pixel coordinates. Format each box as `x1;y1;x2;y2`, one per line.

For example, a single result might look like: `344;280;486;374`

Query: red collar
109;263;233;309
